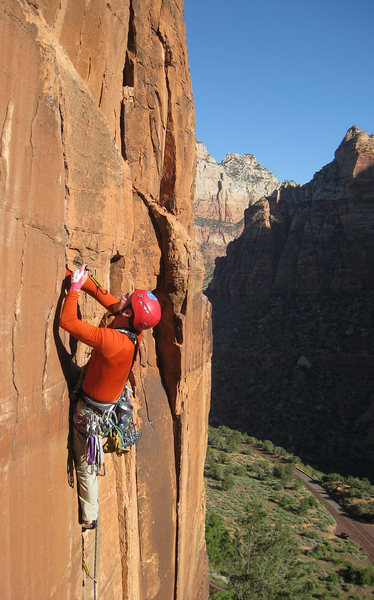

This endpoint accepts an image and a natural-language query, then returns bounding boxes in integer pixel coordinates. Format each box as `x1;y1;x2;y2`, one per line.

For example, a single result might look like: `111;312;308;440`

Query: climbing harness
73;255;107;295
82;518;99;599
72;324;140;475
74;385;141;475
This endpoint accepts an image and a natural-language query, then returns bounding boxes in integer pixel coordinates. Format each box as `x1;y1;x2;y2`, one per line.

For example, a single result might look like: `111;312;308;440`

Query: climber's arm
65;267;119;312
59;290;120;357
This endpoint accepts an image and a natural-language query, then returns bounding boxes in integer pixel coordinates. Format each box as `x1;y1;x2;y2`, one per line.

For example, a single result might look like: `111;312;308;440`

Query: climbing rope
82;519;99;599
94;520;98;599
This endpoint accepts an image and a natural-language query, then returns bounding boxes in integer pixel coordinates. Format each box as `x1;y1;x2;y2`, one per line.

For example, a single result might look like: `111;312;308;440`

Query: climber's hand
119;292;131;309
110;292;132;314
70;264;89;291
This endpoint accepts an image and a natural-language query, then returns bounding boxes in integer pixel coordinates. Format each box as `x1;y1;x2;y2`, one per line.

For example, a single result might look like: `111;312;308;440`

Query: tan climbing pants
73;400;99;522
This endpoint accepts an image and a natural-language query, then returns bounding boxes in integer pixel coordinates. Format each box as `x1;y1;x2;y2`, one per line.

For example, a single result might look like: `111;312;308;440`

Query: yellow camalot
103;428;130;455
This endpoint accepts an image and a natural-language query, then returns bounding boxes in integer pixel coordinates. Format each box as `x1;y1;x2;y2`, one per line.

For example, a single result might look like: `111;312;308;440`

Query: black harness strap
116;328;139;371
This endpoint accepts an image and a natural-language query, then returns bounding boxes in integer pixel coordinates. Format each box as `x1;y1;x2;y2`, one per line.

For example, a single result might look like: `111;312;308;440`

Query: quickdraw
73;255;107;295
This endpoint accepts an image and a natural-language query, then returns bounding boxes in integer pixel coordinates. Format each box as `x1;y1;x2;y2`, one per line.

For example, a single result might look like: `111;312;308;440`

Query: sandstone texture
208;127;374;477
193;141;281;286
0;2;211;599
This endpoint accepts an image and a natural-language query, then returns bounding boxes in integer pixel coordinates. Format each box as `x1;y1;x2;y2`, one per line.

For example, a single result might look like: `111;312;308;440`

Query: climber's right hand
70;264;89;291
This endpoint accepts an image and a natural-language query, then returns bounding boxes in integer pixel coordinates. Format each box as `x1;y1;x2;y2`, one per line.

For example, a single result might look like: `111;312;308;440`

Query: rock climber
60;264;161;530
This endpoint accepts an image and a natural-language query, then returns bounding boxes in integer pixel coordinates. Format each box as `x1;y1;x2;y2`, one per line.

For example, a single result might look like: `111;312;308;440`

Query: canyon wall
0;1;211;599
208;127;374;477
193;141;281;286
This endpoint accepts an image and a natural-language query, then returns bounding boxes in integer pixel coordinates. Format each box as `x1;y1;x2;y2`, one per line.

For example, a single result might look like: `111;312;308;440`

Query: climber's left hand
70;264;89;291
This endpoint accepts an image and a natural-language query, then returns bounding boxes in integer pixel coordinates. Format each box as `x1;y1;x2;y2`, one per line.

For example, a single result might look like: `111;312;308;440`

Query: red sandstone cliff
193;141;281;286
207;126;374;477
0;2;211;599
209;127;374;303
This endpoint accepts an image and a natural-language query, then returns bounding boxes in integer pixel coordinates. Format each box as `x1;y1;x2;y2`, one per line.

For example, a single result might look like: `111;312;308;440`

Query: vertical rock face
193;141;280;286
208;127;374;476
0;2;211;599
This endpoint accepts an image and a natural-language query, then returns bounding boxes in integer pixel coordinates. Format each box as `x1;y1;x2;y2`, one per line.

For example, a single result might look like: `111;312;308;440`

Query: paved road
295;468;374;562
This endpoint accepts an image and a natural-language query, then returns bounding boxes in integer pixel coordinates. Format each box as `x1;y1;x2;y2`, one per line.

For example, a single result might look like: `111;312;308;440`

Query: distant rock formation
207;126;374;477
0;2;210;599
193;141;281;286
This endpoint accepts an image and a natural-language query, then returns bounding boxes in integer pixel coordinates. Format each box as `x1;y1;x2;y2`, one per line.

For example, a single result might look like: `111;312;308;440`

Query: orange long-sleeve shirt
60;276;141;403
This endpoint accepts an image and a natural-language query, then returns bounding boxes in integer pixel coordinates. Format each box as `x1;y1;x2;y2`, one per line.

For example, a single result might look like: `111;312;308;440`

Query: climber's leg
73;401;99;522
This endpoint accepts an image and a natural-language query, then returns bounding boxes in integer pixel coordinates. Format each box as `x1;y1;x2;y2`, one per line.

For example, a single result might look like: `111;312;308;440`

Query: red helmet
131;290;161;331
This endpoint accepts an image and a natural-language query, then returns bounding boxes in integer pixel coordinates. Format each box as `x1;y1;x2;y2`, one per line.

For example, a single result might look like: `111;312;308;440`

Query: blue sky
184;0;374;184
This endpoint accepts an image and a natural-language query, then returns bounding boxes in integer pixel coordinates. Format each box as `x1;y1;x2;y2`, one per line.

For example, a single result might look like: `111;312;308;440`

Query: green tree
205;511;234;570
228;500;310;600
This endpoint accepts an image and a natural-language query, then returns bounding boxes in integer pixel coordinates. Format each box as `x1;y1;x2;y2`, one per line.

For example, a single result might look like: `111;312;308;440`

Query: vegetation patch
206;426;374;599
321;474;374;522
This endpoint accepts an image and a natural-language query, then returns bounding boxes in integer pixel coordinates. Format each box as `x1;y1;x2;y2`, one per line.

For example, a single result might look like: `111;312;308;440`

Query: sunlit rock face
208;127;374;478
193;141;281;286
0;2;211;599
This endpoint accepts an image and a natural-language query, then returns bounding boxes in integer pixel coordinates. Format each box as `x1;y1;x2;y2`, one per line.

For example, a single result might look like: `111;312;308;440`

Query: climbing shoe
82;520;97;532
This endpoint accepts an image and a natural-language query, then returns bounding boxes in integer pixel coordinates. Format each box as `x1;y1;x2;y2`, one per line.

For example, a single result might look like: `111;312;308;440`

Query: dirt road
296;468;374;562
247;444;374;562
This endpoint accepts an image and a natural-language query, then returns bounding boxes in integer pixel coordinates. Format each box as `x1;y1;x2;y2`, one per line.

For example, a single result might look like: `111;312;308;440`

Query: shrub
324;473;343;483
221;473;235;491
270;492;281;503
327;571;340;584
224;437;240;453
209;591;235;600
350;501;374;522
273;463;294;485
341;563;374;585
308;495;319;508
280;495;297;511
233;463;246;477
296;497;310;516
262;439;275;453
309;540;333;559
208;428;226;450
218;451;229;464
210;464;225;482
